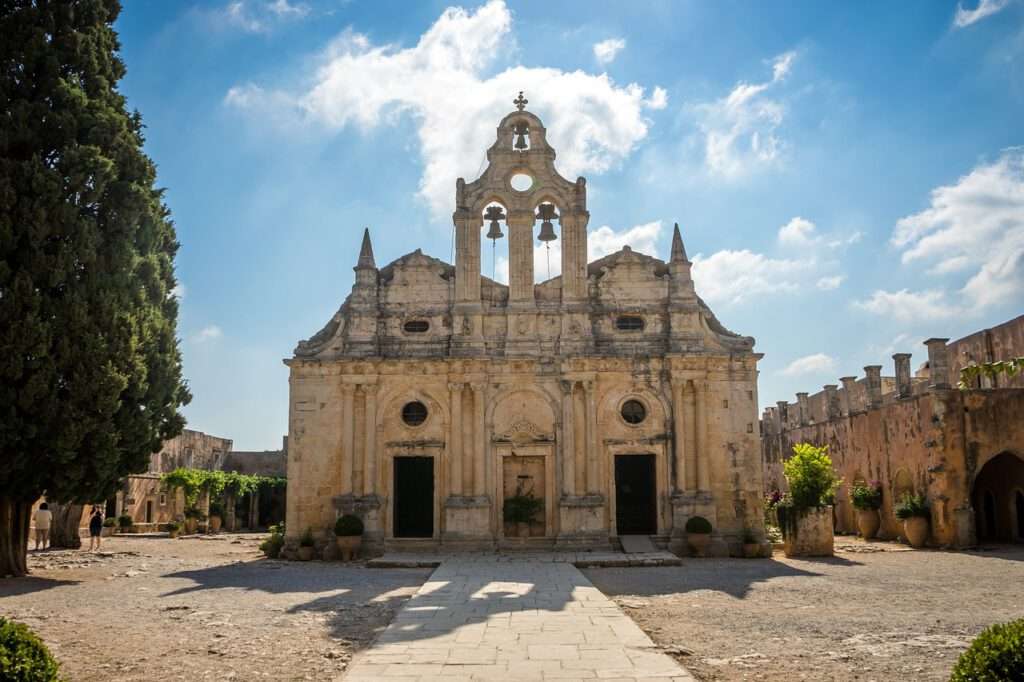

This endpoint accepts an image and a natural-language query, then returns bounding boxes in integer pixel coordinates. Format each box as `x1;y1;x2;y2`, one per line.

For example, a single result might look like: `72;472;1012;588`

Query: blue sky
115;0;1024;449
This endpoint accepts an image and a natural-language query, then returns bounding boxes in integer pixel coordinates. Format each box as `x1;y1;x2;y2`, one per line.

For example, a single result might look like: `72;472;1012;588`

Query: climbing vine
958;358;1024;390
161;468;286;510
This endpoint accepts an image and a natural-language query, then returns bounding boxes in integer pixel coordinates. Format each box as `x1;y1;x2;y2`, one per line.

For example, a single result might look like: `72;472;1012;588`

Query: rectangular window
159;493;167;506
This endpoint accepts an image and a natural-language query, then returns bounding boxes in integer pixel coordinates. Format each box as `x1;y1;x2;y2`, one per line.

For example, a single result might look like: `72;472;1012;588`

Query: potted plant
208;501;223;533
102;516;117;537
741;528;760;558
777;443;840;557
297;527;316;561
260;524;285;559
683;516;711;556
118;514;133;534
851;481;883;540
334;514;364;561
503;491;544;538
895;493;930;548
183;507;204;534
166;521;181;539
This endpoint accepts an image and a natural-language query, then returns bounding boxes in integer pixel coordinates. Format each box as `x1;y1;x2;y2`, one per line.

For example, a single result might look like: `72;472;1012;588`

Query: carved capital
447;382;465;393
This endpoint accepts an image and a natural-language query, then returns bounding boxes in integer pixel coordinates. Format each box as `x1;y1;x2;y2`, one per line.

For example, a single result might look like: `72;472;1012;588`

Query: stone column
585;380;599;494
507;210;535;303
573;383;586;493
671;379;687;493
864;365;883;408
696;382;710;491
362;385;378;496
559;211;589;301
823;385;840;420
796;392;809;425
893;353;912;398
341;384;356;495
560;380;577;495
471;382;486;496
448;382;464;496
775;400;789;429
685;383;698;490
924;338;951;388
839;376;857;415
454;211;481;303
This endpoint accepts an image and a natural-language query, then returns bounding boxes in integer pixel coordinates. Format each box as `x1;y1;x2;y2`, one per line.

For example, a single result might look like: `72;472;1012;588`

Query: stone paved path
342;557;695;681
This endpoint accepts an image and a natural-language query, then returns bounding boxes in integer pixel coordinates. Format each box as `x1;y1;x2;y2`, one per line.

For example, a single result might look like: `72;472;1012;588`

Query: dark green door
615;454;657;535
394;456;434;538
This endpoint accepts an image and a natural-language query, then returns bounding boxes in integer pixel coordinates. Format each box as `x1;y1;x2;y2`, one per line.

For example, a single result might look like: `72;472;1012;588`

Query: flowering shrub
782;443;840;510
895;493;929;520
851;481;883;510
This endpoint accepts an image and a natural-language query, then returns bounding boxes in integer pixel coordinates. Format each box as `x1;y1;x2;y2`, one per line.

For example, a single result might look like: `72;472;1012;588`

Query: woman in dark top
88;507;103;552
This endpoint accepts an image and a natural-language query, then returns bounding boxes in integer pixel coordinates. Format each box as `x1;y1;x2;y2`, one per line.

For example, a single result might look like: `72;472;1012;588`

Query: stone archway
972;451;1024;543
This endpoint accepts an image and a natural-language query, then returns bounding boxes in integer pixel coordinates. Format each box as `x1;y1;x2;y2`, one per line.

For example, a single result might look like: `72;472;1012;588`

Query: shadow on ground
0;576;81;596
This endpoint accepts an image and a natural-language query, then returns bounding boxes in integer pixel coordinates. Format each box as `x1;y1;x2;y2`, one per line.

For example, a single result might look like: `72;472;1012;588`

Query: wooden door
502;453;546;537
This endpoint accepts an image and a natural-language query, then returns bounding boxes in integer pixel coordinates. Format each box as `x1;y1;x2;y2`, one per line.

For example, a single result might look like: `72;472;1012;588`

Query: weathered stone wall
948;314;1024;389
153;429;232;473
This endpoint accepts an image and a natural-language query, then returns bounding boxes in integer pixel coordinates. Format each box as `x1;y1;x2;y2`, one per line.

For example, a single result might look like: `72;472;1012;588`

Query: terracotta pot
688;532;711;557
857;509;880;540
742;542;760;558
184;518;198;535
168;529;179;539
336;535;362;561
209;516;222;533
516;522;530;538
904;517;929;548
297;546;315;561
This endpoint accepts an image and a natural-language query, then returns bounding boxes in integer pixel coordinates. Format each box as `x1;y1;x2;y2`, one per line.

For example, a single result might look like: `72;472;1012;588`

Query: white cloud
778;216;818;246
852;289;961;322
694;50;796;178
212;0;309;33
890;147;1024;310
779;353;836;377
191;325;224;343
646;86;668;110
954;0;1010;28
593;38;626;65
815;275;844;290
268;0;309;18
226;1;665;218
690;249;815;306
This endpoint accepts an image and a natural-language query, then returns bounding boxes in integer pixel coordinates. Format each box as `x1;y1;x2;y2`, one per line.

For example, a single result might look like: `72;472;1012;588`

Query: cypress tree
0;0;190;575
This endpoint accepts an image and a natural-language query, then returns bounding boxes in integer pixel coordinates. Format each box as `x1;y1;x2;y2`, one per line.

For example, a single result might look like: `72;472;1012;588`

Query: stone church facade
284;96;765;555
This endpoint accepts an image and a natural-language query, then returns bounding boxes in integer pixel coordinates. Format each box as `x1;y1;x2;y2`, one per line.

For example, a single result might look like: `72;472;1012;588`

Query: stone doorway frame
384;449;442;541
605;443;670;539
494;443;557;539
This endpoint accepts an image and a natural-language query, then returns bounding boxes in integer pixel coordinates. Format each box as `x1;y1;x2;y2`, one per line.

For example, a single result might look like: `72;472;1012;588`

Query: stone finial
796;392;810;425
776;400;789;429
513;91;528;111
839;376;858;415
893;353;912;398
823;384;840;420
670;223;689;263
356;228;376;270
864;365;883;408
924;338;951;389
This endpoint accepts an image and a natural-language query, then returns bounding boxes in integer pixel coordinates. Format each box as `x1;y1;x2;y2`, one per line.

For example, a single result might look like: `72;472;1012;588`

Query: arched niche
971;451;1024;543
488;387;557;441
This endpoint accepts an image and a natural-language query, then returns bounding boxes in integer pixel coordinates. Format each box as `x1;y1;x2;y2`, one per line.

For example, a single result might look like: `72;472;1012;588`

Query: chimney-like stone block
864;366;883;409
839;376;858;415
893;353;912;398
823;384;840;420
776;400;789;430
924;338;951;388
796;392;810;426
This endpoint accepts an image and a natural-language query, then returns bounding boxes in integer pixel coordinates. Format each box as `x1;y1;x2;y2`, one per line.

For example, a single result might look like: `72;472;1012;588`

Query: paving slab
618;535;658;554
366;549;681;569
343;557;694;681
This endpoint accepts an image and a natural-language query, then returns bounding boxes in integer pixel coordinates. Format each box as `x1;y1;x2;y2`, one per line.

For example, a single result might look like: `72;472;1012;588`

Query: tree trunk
48;502;84;549
0;496;32;577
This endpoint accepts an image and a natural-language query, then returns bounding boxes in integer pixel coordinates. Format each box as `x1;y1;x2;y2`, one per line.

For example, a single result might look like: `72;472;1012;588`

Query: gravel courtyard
0;534;430;681
584;539;1024;681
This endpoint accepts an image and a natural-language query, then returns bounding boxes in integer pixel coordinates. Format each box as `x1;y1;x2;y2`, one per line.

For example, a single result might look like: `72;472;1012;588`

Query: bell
513;122;529;150
486;219;504;240
537;220;556;242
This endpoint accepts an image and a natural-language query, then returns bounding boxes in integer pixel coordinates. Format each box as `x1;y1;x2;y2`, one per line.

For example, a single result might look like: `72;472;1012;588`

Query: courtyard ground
0;534;430;681
585;538;1024;681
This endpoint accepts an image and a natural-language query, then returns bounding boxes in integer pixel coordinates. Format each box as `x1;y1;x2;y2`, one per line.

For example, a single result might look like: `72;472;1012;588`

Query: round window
621;399;647;425
401;401;428;426
510;173;533;192
403;320;429;333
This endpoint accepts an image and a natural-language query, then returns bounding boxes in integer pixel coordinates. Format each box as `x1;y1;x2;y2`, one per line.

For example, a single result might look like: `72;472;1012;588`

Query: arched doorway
972;452;1024;543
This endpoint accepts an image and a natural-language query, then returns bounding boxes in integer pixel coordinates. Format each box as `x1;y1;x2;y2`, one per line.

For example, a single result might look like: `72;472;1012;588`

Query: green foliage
161;468;286;509
183;506;205;521
102;517;116;527
895;493;930;520
334;515;364;537
117;514;132;528
260;531;284;559
208;501;224;518
685;516;712;534
950;618;1024;682
503;493;544;524
783;443;841;510
851;481;883;510
299;527;315;547
0;0;191;577
0;618;60;682
958;358;1024;390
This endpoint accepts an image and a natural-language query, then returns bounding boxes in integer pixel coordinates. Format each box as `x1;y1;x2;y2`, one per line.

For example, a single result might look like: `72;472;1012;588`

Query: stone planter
779;506;834;558
903;517;929;548
208;516;222;533
336;535;362;561
687;532;711;557
168;528;180;539
856;509;880;540
742;542;760;558
297;546;315;561
101;526;115;537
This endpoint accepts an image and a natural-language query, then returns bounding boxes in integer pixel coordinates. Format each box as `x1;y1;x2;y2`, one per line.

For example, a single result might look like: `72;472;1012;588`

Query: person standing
88;507;104;552
33;503;52;551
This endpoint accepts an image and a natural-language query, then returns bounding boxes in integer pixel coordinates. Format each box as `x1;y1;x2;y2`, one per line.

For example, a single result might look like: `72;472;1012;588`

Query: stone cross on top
513;91;528;111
